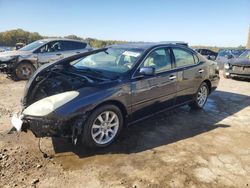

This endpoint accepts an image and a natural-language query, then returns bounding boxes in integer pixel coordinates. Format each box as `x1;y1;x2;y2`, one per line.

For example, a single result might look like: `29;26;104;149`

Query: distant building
247;27;250;49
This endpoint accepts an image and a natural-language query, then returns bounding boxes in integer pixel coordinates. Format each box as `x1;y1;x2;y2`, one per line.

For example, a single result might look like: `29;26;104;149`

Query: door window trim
171;47;200;69
132;46;201;79
132;46;174;79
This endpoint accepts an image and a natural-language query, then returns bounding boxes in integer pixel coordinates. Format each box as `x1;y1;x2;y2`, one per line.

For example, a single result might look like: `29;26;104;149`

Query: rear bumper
210;74;220;92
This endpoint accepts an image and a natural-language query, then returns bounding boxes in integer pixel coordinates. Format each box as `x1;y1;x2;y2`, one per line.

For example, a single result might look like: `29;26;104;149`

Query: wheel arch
16;60;36;70
203;79;212;94
92;100;128;121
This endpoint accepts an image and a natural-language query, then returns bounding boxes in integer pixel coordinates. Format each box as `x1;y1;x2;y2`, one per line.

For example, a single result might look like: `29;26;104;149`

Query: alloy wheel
197;85;208;107
91;111;119;145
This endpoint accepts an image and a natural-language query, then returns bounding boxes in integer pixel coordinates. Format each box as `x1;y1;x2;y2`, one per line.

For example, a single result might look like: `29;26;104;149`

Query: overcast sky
0;0;249;46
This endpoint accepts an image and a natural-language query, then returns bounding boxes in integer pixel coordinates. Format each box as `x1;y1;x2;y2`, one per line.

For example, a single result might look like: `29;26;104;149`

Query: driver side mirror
139;67;155;76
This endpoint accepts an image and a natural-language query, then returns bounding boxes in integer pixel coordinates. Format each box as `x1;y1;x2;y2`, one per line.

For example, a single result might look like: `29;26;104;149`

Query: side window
172;48;196;67
141;48;172;73
74;42;87;49
38;41;62;53
62;41;87;51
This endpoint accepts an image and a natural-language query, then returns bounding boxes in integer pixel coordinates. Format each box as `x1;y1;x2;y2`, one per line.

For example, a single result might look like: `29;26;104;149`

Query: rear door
61;41;89;58
131;47;177;121
171;47;205;104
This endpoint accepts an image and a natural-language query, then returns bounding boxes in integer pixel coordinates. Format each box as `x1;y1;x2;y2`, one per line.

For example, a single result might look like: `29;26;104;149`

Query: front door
36;41;64;66
131;47;177;121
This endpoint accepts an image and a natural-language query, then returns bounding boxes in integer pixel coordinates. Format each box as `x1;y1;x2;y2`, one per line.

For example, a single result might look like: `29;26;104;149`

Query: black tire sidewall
82;105;123;148
15;62;35;80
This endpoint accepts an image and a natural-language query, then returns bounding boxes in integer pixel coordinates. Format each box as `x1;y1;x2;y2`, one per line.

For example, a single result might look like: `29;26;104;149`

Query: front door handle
169;75;177;80
56;53;62;56
198;69;204;73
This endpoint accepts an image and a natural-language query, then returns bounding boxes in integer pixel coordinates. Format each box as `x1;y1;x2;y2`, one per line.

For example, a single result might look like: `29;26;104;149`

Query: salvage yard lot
0;74;250;188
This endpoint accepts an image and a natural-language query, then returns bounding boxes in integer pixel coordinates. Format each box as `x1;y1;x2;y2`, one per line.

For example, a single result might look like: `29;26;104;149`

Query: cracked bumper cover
225;70;250;78
11;114;71;138
0;60;15;74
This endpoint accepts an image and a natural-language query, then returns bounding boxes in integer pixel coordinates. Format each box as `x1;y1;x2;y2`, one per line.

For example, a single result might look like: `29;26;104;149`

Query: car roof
37;38;87;43
108;41;188;50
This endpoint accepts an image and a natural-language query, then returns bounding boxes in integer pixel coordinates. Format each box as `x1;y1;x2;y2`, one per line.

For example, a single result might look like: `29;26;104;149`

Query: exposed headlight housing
23;91;79;116
224;63;230;69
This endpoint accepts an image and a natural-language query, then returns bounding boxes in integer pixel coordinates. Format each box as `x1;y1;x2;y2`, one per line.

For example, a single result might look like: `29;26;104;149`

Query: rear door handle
76;51;80;54
56;53;62;56
198;69;204;73
169;75;177;80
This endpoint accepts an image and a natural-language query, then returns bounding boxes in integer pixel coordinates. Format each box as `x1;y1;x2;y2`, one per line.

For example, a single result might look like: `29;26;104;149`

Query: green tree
0;29;42;46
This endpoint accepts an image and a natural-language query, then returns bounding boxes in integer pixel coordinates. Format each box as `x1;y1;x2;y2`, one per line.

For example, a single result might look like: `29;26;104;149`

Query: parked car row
195;48;250;79
0;39;92;80
11;42;220;148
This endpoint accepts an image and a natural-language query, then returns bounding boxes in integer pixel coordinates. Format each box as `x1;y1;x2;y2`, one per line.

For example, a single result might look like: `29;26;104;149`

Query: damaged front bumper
11;113;71;138
225;65;250;79
0;60;16;75
11;112;86;146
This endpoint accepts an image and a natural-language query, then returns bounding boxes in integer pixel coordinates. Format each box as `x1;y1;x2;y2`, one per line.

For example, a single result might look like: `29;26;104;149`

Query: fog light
224;63;230;69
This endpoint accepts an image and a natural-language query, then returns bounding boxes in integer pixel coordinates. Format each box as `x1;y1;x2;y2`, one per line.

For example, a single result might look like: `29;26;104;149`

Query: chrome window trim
131;45;201;79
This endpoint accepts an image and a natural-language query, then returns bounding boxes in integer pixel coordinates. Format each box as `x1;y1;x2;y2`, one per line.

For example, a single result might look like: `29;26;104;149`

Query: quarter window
172;48;196;67
141;48;172;72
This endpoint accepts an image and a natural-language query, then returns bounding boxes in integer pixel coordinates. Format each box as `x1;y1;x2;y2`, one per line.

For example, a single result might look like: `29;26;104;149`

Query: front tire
82;105;123;148
14;62;36;80
189;82;209;109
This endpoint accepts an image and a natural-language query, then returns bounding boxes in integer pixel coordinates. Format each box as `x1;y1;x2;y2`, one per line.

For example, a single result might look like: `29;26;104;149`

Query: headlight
224;63;230;69
23;91;79;116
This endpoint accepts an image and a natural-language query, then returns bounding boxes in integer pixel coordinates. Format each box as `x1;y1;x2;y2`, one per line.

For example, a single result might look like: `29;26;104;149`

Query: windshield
19;40;46;51
72;48;144;74
239;50;250;58
218;50;233;57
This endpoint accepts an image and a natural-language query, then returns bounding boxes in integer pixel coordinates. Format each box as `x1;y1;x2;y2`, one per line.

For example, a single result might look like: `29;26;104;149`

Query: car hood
229;57;250;67
0;50;31;57
22;48;107;107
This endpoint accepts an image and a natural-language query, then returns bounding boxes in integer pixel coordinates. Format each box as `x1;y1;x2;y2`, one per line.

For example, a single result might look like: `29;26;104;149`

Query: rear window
172;48;196;67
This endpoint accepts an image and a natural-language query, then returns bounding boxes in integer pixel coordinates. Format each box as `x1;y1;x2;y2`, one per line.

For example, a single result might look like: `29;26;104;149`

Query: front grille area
231;65;250;74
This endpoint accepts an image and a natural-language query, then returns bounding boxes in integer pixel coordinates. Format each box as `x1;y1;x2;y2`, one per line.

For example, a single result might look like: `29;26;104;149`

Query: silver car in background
216;49;246;69
0;39;92;80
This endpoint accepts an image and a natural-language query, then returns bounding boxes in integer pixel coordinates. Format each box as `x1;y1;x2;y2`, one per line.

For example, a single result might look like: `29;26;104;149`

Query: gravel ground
0;73;250;188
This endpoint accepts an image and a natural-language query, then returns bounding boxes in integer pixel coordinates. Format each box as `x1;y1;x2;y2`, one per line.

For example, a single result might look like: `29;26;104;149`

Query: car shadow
51;90;250;158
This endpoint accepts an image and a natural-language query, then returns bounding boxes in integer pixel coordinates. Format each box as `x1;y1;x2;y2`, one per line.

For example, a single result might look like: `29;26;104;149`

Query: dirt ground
0;73;250;188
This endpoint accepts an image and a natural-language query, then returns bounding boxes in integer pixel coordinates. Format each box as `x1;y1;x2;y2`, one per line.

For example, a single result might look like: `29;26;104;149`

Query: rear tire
14;62;36;80
82;105;123;148
189;82;209;109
